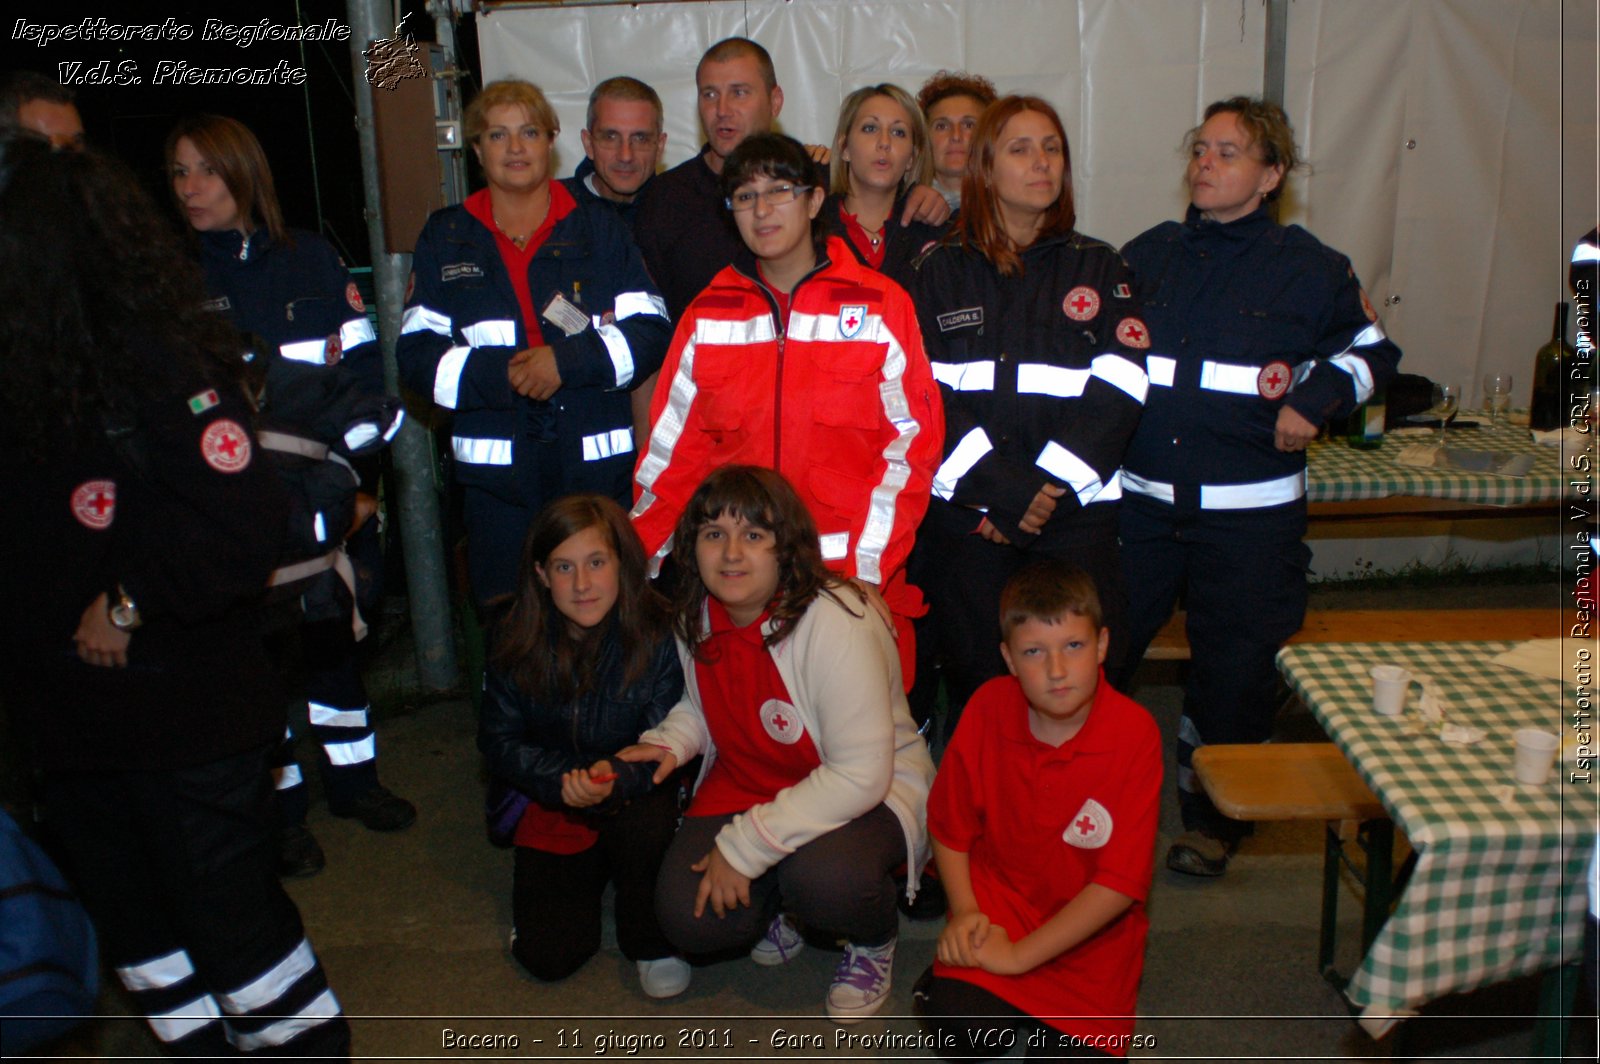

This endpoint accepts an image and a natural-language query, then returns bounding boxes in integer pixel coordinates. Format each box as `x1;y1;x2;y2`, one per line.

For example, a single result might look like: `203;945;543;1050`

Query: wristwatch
108;584;142;631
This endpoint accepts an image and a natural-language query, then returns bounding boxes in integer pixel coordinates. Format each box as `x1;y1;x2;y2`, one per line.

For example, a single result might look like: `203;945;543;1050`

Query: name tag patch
936;307;984;333
441;262;485;283
200;295;231;313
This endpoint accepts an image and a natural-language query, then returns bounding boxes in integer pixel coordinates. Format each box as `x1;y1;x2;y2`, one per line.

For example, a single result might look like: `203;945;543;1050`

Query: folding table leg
1531;962;1580;1059
1320;822;1345;987
1358;818;1395;953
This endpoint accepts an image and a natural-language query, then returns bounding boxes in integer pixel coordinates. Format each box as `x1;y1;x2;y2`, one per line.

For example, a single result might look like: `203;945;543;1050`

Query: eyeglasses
725;184;809;212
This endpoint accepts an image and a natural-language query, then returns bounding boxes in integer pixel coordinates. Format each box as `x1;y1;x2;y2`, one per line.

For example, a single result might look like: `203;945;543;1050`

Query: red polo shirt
927;672;1162;1051
687;599;821;817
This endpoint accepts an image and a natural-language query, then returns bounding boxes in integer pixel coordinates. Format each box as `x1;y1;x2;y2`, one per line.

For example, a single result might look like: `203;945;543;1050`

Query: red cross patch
1063;798;1112;850
760;698;804;745
1257;360;1292;400
1115;317;1150;349
345;282;365;312
1358;287;1377;323
324;332;343;365
70;480;116;530
200;419;252;473
1062;285;1100;322
839;304;867;340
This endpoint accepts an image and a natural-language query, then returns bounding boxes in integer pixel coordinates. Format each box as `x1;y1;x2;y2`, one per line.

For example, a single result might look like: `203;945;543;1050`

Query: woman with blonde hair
397;78;670;612
822;83;944;287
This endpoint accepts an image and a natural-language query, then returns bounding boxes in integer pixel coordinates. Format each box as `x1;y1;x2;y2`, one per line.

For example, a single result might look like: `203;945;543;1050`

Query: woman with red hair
907;96;1149;742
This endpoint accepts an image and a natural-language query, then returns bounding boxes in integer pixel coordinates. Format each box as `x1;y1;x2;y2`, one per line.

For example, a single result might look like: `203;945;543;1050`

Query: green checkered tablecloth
1276;641;1597;1026
1308;422;1567;505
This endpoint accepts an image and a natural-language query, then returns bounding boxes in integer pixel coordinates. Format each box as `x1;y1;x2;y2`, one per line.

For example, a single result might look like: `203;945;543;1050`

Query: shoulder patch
1112;282;1132;299
70;480;116;530
187;389;220;416
1114;317;1150;350
345;282;365;312
1062;285;1101;321
936;306;984;333
1358;287;1378;322
200;419;252;473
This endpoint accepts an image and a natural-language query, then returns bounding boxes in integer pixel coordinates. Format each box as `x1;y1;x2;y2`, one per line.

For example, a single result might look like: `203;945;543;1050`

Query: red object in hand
588;772;618;784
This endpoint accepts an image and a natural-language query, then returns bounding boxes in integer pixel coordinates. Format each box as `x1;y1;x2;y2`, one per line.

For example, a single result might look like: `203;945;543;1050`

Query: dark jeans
511;783;681;981
656;804;905;955
913;968;1113;1060
41;746;348;1057
270;617;381;823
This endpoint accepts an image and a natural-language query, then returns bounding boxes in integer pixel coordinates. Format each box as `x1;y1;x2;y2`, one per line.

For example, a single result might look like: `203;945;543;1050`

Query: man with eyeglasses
569;76;666;231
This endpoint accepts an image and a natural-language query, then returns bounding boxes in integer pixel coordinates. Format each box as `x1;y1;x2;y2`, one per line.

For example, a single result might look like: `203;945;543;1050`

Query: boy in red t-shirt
916;560;1161;1059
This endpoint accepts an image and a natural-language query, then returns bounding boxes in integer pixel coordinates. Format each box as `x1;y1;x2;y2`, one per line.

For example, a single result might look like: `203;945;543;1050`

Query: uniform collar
707;596;773;646
1000;669;1120;756
1182;202;1275;244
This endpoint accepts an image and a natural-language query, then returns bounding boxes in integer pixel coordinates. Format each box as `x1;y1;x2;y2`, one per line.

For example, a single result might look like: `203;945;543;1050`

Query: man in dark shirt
569;76;666;232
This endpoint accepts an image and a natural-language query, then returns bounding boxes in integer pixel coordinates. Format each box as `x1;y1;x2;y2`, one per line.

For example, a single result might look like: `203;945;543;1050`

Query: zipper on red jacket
735;254;830;475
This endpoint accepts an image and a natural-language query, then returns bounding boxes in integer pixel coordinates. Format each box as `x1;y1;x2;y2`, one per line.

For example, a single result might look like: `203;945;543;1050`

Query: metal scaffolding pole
346;0;458;691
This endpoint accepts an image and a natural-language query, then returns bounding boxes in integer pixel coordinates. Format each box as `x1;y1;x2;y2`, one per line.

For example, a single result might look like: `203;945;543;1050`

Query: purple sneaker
826;938;895;1022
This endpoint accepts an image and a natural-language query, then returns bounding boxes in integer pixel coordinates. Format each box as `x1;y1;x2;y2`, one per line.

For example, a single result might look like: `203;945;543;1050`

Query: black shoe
331;785;417;832
1166;830;1235;877
278;825;326;878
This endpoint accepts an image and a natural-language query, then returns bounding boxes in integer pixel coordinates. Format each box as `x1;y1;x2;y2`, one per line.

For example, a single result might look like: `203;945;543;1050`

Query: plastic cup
1512;728;1559;785
1370;665;1411;716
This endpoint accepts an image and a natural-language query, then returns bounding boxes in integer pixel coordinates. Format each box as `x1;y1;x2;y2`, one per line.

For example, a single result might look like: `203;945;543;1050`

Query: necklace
493;218;530;249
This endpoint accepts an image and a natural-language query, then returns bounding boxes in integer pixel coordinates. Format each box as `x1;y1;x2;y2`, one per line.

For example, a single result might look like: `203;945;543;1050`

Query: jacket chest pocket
692;345;749;432
810;343;885;431
285;295;338;329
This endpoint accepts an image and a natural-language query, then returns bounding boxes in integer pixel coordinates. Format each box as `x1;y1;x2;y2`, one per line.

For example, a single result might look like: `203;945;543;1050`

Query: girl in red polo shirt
618;466;934;1022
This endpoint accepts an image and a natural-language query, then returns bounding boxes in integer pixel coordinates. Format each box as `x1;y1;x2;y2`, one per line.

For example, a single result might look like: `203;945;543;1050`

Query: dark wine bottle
1529;301;1573;431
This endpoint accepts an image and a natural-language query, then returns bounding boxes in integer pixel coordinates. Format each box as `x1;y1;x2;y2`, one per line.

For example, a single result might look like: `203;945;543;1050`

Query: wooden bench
1191;743;1399;986
1145;607;1559;660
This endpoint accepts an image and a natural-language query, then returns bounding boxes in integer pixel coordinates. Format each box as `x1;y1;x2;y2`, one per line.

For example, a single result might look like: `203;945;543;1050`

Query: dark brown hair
164;114;287;243
1189;96;1301;203
956;95;1076;277
999;559;1102;641
916;70;997;115
492;494;668;701
670;466;857;659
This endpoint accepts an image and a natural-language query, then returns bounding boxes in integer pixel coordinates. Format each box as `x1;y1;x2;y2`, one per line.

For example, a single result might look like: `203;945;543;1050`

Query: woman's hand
507;346;562;400
74;593;130;668
691;846;752;918
348;492;379;538
559;759;617;809
1274;406;1319;452
975;517;1011;545
936;910;991;968
615;744;679;785
1019;483;1067;534
900;184;952;227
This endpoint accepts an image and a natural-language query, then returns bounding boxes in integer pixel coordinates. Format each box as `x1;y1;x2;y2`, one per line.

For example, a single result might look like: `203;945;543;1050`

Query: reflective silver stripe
216;940;316;1014
279;339;327;364
309;702;368;729
325;735;376;766
1327;350;1375;403
615;290;668;321
1575;241;1600;263
434;345;471;408
694;314;775;346
267;552;337;588
452;436;513;465
819;532;849;560
1350;322;1386;348
855;317;917;584
1016;363;1087;397
382;410;405;442
148;995;222;1043
1146;354;1176;387
581;428;634;462
340;317;376;350
344;424;379;451
1091;353;1149;403
634;336;702;516
930;360;995;392
117;949;194;992
1200;470;1306;509
400;304;451;337
1198;360;1264;395
227;988;341;1052
313;512;327;544
597;322;635;387
1121;470;1174;503
1035;441;1108;506
460;319;517;348
1178;714;1204;748
932;428;993;501
1176;763;1198;793
274;762;303;790
257;431;328;461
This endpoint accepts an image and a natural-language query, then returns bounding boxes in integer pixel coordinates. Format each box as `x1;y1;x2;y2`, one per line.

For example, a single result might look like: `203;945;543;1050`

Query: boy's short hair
999;560;1102;640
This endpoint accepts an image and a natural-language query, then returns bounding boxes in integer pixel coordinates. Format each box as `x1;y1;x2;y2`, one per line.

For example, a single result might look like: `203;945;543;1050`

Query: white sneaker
825;938;895;1023
750;913;805;966
637;956;691;999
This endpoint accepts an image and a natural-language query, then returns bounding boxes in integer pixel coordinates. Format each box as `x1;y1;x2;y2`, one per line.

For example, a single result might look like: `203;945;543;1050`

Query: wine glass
1428;382;1461;448
1482;373;1513;426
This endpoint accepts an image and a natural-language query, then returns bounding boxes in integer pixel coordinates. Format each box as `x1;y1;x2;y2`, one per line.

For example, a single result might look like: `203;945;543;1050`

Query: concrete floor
35;579;1595;1060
